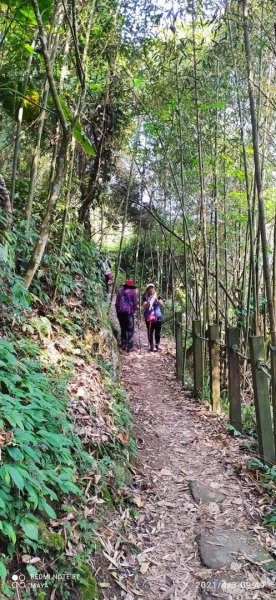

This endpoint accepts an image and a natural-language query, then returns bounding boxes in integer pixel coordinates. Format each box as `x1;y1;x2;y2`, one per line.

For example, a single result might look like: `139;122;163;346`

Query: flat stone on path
189;480;226;504
197;529;276;571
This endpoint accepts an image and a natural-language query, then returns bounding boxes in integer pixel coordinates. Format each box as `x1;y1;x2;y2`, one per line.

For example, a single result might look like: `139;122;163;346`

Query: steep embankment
0;290;136;600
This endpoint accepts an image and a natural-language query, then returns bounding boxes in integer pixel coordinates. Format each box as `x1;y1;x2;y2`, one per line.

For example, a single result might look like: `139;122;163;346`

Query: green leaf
0;561;7;581
25;483;39;509
2;521;16;544
0;467;11;486
21;520;39;541
43;486;58;501
226;424;241;437
11;281;30;310
24;43;36;55
72;121;96;156
26;565;38;578
132;76;144;89
199;101;225;110
21;444;41;461
247;457;265;470
2;0;54;24
6;465;25;491
14;431;37;444
7;447;24;461
39;499;56;519
59;98;95;156
37;430;71;447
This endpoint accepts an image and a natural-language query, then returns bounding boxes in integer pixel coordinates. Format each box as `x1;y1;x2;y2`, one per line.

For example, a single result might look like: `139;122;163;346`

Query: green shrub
241;403;256;435
0;339;92;557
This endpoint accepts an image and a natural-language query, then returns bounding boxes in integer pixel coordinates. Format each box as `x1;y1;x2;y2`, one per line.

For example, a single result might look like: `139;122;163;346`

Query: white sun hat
146;283;155;290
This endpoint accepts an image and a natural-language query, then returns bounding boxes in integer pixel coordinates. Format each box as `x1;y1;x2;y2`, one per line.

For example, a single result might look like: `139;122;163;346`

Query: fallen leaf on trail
117;432;129;444
132;495;145;507
21;555;41;564
89;496;106;504
160;468;172;476
76;387;86;397
103;551;119;568
208;501;220;512
83;506;91;519
140;562;150;574
232;497;243;505
111;573;145;596
159;587;175;600
209;482;222;490
61;512;75;521
182;502;197;512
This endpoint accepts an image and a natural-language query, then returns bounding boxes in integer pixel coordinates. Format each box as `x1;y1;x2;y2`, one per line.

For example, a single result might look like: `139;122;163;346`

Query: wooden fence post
209;324;220;413
175;311;183;382
249;336;275;465
192;319;203;397
227;327;242;432
271;345;276;459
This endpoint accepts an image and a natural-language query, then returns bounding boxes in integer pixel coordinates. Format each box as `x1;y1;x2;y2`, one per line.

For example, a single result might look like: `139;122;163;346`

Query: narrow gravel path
116;322;276;600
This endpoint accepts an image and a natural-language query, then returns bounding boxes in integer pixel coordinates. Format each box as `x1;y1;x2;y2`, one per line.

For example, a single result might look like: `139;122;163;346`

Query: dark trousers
117;313;134;350
146;320;162;347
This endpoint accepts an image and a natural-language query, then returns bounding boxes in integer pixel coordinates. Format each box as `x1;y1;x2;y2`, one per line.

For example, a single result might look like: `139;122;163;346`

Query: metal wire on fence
195;333;209;342
231;344;251;362
255;359;271;380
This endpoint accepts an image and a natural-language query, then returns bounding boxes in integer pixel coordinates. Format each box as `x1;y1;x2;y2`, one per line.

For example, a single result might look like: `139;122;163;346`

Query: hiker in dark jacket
116;280;138;352
142;283;164;351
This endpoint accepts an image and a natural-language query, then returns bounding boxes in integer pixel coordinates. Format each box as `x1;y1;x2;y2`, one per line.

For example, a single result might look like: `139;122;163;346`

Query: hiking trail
102;315;276;600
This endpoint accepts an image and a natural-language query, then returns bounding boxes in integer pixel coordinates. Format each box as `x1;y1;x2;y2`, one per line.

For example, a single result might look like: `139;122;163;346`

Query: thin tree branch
31;0;68;133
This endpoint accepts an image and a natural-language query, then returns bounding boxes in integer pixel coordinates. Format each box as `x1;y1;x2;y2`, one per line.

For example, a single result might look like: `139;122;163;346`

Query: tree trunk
10;40;36;210
228;14;257;333
24;135;69;289
192;8;210;324
26;3;65;228
53;139;76;301
273;210;276;318
243;0;276;344
0;175;12;234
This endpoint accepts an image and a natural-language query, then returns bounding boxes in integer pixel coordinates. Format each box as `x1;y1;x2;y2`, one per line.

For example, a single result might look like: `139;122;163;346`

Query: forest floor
100;316;276;600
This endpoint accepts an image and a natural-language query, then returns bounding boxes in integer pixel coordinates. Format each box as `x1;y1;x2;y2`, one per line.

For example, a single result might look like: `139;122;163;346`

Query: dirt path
105;317;276;600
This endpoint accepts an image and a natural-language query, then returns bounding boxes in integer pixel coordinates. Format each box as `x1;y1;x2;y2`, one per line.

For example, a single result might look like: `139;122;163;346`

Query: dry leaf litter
96;314;276;600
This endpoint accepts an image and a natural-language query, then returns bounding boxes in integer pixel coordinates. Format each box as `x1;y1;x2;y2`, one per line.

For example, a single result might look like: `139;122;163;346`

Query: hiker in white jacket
142;283;164;352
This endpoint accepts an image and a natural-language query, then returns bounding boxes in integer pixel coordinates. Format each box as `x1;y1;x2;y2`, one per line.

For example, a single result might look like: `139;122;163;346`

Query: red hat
124;279;136;288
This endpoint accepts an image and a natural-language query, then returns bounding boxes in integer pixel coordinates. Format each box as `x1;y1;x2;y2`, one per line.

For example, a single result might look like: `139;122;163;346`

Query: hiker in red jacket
116;280;138;352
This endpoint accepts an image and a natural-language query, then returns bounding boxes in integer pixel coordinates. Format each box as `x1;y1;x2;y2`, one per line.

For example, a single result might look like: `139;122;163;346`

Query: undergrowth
0;338;93;597
246;458;276;528
0;231;134;599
